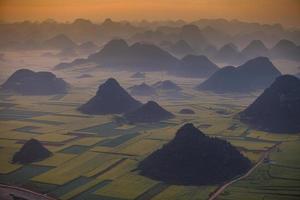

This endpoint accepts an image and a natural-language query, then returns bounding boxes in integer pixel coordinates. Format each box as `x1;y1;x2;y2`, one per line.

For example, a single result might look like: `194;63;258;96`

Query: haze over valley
0;1;300;200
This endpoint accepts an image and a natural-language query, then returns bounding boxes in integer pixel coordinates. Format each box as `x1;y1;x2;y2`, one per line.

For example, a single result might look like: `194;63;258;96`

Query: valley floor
0;50;299;200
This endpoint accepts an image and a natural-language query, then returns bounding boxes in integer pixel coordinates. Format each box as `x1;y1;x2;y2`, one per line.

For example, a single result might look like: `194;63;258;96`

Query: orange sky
0;0;300;27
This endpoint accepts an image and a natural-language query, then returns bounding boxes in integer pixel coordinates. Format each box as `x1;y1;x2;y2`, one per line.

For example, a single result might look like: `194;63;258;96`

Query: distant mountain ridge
174;55;219;78
88;39;179;71
53;34;300;74
1;17;299;59
197;57;281;93
55;39;220;78
1;69;68;95
241;40;268;59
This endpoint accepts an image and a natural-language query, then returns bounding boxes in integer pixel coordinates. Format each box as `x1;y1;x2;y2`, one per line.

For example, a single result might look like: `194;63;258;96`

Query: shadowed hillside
240;75;300;133
12;139;52;164
124;101;174;123
1;69;68;95
197;57;281;93
128;83;156;96
138;123;251;185
78;78;142;114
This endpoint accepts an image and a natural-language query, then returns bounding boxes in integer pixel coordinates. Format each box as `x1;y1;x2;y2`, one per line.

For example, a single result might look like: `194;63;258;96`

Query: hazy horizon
1;0;300;28
0;1;300;200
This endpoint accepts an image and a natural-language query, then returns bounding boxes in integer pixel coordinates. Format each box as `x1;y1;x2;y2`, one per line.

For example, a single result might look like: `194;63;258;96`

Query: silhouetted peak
174;123;204;140
105;77;119;85
141;100;167;110
220;43;238;52
129;82;152;89
240;74;300;133
102;18;115;26
239;57;277;72
88;38;177;71
12;139;52;164
44;34;76;49
237;57;281;78
138;123;251;185
96;78;121;95
168;40;195;56
42;18;57;24
124;100;174;123
104;39;128;49
152;80;182;91
73;18;93;26
248;40;266;48
241;40;268;56
79;77;141;114
1;69;68;95
24;139;43;147
8;69;35;79
176;55;218;78
6;69;58;81
275;39;297;48
198;56;281;93
269;74;300;92
128;83;156;96
244;56;270;64
144;100;160;108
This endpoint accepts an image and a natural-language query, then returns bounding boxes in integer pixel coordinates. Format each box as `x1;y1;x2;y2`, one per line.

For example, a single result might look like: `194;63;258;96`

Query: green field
0;70;299;200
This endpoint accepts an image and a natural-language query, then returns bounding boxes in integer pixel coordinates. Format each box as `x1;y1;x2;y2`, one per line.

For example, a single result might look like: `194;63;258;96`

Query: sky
0;0;300;28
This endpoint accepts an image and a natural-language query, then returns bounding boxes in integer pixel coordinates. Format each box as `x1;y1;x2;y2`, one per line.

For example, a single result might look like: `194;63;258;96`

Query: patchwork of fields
0;71;299;200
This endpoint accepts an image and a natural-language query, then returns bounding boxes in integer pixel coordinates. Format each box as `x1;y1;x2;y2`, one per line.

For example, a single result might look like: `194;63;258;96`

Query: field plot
94;174;159;199
119;139;167;156
13;126;43;134
227;139;275;151
152;185;216;200
0;165;53;185
247;130;300;142
0;70;299;200
35;153;78;167
32;152;120;185
217;141;300;200
0;109;50;120
0;147;21;174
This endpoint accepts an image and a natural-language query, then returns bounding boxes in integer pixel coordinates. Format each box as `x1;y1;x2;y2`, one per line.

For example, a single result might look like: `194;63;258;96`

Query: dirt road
0;184;57;200
208;142;281;200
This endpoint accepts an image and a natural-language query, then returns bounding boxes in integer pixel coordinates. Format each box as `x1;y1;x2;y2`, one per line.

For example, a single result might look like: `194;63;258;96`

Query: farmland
0;57;299;200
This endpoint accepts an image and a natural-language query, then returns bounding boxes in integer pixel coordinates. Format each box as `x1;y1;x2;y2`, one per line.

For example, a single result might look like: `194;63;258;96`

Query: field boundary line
208;142;281;200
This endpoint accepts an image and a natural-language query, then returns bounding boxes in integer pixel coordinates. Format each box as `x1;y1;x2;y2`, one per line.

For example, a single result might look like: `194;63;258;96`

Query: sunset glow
1;0;300;27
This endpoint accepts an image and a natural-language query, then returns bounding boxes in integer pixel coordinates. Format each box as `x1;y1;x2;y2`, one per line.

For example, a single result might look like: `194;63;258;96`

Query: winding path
0;184;57;200
208;142;281;200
